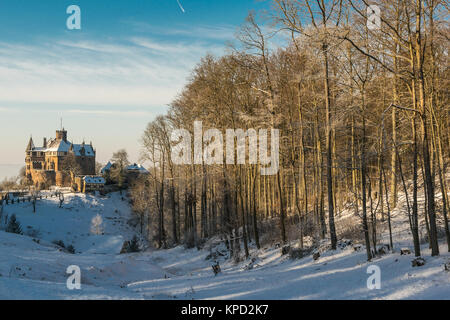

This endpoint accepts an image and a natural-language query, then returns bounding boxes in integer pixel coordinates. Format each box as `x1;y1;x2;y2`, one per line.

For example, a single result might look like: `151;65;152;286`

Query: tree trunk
323;44;337;250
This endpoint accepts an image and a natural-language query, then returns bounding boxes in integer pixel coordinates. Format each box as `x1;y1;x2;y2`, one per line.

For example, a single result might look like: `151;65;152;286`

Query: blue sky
0;0;271;172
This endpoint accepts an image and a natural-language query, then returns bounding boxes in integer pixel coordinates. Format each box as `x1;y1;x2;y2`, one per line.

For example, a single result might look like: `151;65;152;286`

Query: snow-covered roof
83;176;105;184
72;143;94;156
126;163;149;173
45;139;71;152
30;139;95;157
101;161;112;174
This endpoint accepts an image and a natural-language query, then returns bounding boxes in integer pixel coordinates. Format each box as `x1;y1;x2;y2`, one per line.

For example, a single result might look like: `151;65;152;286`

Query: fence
0;190;69;206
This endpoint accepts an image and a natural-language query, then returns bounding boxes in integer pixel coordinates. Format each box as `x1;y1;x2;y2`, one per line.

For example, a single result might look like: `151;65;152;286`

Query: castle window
32;162;42;170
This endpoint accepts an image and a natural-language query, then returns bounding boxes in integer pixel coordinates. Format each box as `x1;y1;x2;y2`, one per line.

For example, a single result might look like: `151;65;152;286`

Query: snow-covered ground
0;192;448;300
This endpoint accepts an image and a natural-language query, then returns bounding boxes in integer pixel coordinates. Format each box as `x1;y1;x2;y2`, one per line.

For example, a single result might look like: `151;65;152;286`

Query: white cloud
0;35;226;108
0;84;177;107
0;107;13;112
66;108;156;117
124;20;237;41
130;37;223;56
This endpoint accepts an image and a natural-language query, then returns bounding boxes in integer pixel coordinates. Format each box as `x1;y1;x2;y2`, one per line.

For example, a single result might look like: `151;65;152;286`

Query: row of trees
130;0;449;260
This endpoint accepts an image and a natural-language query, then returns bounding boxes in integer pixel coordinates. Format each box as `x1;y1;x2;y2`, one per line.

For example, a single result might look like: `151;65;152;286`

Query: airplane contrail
176;0;186;13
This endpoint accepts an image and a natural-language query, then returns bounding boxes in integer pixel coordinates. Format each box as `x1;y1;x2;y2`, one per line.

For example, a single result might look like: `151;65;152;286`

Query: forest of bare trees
130;0;449;261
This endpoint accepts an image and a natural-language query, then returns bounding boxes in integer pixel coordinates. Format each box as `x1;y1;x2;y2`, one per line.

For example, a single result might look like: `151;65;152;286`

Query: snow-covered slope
0;192;448;300
1;192;136;254
128;241;450;300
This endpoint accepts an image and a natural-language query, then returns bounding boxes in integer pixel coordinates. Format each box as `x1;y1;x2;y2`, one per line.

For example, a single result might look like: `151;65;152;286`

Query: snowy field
0;192;449;300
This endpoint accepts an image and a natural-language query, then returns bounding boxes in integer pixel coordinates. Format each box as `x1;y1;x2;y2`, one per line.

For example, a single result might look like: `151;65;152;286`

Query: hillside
0;191;448;300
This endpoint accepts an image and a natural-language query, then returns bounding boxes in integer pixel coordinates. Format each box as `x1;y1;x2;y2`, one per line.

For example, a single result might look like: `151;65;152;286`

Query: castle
25;128;96;188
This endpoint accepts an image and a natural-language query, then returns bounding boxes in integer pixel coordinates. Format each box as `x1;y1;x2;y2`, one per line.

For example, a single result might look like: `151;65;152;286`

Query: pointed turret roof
26;136;35;152
101;161;112;174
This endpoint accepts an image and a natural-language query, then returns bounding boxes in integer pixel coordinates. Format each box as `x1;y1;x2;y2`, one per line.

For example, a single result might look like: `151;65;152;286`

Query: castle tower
25;136;34;152
56;128;67;142
25;136;35;181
